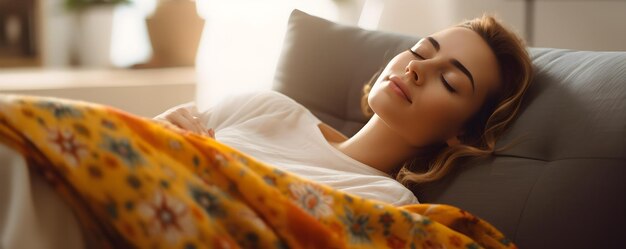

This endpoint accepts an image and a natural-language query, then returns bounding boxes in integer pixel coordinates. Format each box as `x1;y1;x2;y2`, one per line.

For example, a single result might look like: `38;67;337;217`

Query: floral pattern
47;128;87;167
137;190;197;245
101;135;143;167
0;94;517;249
189;186;226;219
340;206;375;244
288;182;333;219
38;101;83;119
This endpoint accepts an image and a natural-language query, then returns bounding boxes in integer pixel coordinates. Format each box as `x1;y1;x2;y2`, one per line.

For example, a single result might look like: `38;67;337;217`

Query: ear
445;130;464;146
446;136;461;146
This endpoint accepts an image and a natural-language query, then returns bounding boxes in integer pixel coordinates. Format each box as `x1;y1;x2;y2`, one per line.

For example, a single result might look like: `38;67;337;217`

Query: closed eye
440;75;457;93
408;48;458;94
408;49;424;60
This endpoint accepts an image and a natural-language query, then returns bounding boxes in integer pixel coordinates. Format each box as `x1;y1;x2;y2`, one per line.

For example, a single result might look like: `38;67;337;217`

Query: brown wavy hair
361;14;533;187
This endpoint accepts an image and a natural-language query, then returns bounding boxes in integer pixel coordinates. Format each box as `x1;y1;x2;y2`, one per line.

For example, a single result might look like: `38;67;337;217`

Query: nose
405;60;421;85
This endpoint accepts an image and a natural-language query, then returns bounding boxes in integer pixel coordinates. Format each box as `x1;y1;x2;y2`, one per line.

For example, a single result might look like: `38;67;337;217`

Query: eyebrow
426;36;475;93
426;37;440;51
451;59;475;92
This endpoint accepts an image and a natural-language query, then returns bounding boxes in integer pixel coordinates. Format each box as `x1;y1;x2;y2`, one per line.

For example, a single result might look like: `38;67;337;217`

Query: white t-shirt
157;91;419;206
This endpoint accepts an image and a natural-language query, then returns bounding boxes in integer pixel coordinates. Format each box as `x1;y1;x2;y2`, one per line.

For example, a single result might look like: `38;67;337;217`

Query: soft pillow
273;9;419;136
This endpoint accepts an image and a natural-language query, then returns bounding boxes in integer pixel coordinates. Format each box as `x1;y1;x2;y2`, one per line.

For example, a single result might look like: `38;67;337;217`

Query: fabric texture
0;94;515;249
272;9;626;248
157;91;418;206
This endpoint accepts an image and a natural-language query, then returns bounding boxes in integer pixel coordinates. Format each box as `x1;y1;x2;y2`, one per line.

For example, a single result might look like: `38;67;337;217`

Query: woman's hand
154;107;215;138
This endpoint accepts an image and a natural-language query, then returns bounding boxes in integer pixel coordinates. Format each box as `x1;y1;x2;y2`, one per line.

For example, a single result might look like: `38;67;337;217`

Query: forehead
428;27;500;95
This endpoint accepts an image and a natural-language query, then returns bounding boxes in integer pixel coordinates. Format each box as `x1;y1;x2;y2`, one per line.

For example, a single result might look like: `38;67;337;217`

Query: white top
156;91;419;206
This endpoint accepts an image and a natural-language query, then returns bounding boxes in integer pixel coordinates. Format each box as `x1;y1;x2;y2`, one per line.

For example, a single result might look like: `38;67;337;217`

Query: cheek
376;54;411;81
367;55;414;106
405;95;469;145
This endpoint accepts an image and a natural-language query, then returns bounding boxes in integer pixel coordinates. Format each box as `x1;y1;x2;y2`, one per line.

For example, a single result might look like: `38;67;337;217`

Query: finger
167;112;197;132
207;128;215;138
178;110;208;135
166;108;208;135
164;109;187;126
181;112;208;135
193;117;210;136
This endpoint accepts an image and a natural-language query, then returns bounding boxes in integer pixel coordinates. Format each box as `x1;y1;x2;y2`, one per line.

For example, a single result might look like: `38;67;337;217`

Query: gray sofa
273;9;625;248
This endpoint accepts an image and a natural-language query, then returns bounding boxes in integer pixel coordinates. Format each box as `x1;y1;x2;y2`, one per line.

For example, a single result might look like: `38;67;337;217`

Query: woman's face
368;27;501;147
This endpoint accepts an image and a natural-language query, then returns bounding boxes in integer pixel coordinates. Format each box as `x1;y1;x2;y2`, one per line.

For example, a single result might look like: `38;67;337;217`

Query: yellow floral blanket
0;94;516;249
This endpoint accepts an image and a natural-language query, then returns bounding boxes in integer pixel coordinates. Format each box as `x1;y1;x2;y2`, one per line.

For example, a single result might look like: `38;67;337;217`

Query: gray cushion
273;10;419;136
273;9;625;248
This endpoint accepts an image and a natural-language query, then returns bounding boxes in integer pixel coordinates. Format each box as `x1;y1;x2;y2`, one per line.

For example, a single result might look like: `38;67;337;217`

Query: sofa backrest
273;9;625;248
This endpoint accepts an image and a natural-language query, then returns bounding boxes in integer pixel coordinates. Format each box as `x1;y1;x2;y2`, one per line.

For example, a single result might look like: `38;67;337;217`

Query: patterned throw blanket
0;95;516;249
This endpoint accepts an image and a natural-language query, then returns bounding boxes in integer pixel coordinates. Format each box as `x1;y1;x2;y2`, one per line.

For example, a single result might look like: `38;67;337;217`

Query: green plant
64;0;131;10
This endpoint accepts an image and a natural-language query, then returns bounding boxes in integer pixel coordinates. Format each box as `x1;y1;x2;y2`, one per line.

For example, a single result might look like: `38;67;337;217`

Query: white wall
374;0;626;51
533;1;626;51
375;0;526;39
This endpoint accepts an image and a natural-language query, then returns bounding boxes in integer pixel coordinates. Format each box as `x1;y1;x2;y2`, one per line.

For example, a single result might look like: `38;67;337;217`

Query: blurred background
1;0;625;116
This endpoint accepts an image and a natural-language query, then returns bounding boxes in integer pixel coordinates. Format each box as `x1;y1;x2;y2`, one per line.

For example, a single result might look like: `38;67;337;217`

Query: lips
389;75;412;103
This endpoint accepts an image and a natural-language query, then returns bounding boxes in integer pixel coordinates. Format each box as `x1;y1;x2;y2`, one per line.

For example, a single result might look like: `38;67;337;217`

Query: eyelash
407;49;457;94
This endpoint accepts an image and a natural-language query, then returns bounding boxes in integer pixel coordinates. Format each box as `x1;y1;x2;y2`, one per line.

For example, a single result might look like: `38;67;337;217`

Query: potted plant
64;0;131;67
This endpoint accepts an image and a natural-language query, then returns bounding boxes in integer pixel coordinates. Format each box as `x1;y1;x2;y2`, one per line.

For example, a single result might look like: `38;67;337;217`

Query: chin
368;94;443;148
367;89;389;117
368;85;406;115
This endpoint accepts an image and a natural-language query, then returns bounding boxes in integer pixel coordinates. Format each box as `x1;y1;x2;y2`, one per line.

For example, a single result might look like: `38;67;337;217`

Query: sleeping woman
155;14;533;206
0;12;534;249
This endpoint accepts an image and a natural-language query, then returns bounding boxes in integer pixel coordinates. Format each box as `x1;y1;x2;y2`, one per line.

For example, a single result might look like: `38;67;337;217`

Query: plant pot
72;5;115;67
144;0;203;67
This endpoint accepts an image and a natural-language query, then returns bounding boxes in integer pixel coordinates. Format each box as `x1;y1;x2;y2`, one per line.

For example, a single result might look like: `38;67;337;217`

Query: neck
334;115;422;175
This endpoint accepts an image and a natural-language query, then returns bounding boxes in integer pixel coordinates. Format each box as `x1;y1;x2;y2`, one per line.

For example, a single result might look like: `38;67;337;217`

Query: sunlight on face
368;27;501;147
